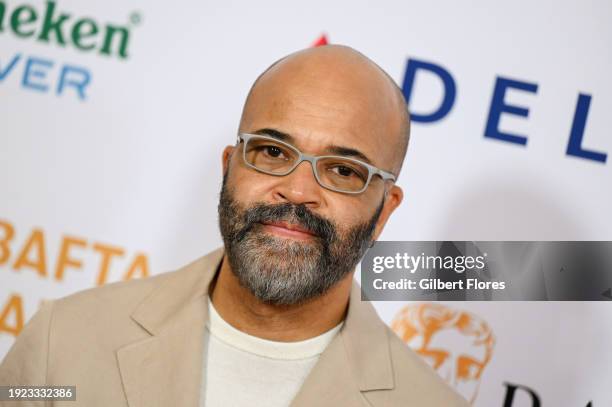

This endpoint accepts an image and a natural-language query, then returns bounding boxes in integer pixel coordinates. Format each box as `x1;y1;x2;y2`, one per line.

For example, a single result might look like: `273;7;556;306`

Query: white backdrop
1;0;611;405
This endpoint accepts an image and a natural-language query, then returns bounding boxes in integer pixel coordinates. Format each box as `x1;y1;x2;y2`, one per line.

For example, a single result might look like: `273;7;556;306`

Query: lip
260;221;317;239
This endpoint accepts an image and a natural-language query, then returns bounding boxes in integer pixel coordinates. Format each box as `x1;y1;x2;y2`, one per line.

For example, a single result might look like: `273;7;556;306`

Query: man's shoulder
379;325;469;406
47;251;221;343
54;255;202;314
0;248;224;385
54;266;170;318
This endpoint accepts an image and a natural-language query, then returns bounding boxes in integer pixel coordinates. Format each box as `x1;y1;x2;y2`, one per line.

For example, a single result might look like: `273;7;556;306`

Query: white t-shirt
200;297;343;407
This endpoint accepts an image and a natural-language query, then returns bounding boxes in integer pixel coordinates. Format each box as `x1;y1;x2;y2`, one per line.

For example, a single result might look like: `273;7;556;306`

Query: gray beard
217;174;383;305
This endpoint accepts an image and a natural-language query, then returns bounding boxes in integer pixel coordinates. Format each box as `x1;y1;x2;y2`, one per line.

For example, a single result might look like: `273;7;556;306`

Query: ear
371;185;404;242
222;145;235;175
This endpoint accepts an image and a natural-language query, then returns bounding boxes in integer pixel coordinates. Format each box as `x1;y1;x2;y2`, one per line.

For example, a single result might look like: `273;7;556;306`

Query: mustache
237;202;336;243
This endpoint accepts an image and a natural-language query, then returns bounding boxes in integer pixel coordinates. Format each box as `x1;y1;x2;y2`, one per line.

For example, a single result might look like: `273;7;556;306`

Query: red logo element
312;34;328;47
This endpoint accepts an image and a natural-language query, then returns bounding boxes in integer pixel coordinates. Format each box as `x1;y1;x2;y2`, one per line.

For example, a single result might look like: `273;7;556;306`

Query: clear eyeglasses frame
236;133;396;195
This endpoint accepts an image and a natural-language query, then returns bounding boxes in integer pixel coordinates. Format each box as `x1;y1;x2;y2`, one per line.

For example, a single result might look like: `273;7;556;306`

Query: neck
209;253;352;342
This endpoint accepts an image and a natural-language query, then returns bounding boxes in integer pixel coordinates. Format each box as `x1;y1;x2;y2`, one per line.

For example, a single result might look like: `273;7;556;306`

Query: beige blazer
0;247;468;406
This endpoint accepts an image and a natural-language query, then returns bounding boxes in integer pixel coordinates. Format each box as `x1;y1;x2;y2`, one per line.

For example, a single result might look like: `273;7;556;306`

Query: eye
330;165;368;182
264;145;283;158
333;165;356;177
253;144;289;160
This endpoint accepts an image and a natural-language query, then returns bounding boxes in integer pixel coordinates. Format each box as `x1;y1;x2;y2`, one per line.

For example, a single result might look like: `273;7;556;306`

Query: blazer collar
117;247;394;407
130;247;224;336
341;280;395;391
117;248;224;407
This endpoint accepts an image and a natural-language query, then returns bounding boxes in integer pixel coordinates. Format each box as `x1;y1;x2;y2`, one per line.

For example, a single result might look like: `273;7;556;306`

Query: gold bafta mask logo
391;303;494;404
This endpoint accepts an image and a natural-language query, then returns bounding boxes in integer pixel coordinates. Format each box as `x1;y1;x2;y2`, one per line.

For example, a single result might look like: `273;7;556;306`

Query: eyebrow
252;128;374;165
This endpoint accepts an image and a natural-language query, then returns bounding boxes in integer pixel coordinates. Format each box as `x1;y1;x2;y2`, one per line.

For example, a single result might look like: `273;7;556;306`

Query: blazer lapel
290;281;395;406
289;333;364;407
116;248;225;407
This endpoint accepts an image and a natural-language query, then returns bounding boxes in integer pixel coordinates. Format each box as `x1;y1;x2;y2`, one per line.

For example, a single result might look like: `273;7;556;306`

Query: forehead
240;56;402;170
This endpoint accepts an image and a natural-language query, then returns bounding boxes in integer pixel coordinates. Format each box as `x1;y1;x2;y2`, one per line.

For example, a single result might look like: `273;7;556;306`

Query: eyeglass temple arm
375;168;396;182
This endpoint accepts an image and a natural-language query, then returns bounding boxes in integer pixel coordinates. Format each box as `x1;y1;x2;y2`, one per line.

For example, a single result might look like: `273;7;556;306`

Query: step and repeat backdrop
1;0;611;405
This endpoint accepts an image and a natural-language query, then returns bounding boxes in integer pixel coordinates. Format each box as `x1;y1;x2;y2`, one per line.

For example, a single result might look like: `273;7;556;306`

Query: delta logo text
313;34;608;165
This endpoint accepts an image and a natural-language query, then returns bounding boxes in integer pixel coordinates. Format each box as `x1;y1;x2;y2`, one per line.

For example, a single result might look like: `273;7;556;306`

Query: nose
271;160;322;208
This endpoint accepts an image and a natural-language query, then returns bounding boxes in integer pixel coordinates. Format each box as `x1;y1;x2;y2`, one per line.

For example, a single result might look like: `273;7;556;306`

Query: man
0;45;468;406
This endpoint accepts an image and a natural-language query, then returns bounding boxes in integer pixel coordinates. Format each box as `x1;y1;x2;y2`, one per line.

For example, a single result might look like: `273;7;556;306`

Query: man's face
217;48;404;305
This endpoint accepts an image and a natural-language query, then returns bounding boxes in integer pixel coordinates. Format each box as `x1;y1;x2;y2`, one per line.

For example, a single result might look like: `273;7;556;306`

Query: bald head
239;45;410;177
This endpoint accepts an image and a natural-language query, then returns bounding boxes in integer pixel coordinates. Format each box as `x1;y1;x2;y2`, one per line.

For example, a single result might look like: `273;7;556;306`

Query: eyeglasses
236;133;396;194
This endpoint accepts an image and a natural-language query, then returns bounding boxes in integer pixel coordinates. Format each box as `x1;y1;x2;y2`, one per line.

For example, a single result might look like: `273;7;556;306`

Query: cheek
226;163;279;202
326;196;373;229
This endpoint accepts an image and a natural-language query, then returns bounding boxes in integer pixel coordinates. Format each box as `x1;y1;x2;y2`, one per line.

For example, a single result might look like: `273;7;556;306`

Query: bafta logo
391;303;495;404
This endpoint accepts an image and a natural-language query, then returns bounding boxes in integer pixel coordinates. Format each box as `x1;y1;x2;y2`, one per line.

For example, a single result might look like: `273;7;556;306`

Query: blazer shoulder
46;253;218;348
1;249;223;386
54;264;173;315
53;251;219;316
0;270;176;383
383;326;469;406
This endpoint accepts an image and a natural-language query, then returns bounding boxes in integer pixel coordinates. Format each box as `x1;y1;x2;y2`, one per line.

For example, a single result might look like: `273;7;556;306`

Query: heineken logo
0;0;138;60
